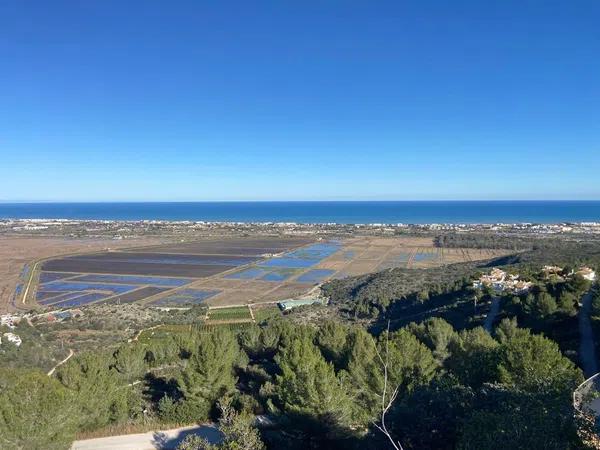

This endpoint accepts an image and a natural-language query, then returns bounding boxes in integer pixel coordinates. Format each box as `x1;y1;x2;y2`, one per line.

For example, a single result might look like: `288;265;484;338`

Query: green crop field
198;322;255;332
207;306;253;321
253;306;281;323
137;324;195;344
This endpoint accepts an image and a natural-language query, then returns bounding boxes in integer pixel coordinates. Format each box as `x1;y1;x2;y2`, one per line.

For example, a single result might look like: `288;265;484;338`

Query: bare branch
372;320;404;450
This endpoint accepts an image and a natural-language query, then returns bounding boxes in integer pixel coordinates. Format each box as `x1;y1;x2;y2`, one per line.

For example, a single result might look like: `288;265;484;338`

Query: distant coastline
0;201;599;225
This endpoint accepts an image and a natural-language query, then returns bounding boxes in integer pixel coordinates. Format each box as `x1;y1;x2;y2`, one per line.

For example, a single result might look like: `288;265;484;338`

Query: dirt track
71;424;221;450
579;290;599;377
484;297;501;332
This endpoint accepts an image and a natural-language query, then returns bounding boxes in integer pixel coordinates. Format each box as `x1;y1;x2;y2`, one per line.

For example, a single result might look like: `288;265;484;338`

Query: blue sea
0;201;599;224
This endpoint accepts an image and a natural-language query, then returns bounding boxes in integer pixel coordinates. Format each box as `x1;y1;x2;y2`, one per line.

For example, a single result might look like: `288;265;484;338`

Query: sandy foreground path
71;424;222;450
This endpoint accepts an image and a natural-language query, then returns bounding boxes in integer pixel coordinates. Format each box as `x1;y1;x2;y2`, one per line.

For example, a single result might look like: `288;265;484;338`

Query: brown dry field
313;260;348;271
205;289;266;307
341;260;383;276
256;282;315;303
0;236;164;312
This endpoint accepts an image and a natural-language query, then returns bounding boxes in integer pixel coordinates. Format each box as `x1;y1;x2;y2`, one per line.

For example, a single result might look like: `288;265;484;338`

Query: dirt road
579;290;598;378
71;424;222;450
484;297;501;333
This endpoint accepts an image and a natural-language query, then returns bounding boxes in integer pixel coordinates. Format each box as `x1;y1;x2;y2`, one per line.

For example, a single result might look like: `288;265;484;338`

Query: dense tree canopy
56;352;137;431
0;368;78;450
272;330;355;437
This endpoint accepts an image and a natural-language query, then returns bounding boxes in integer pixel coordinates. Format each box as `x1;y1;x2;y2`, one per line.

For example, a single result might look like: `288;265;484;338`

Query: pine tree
497;328;583;394
557;291;576;316
113;343;147;382
176;328;241;421
408;318;457;363
273;331;355;435
0;368;78;450
315;321;351;368
345;327;383;424
534;292;558;319
446;327;500;388
347;328;437;426
56;352;130;430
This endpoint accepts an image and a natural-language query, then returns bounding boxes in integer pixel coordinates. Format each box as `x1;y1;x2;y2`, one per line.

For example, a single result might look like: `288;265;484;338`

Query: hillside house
577;267;597;282
473;269;533;294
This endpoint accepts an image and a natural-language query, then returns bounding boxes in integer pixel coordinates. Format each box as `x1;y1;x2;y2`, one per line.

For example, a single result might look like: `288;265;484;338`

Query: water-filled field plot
409;247;443;267
223;241;341;283
104;286;170;304
65;252;259;266
413;252;437;262
285;242;340;260
150;289;220;306
20;264;30;279
51;293;109;308
257;242;341;268
39;271;79;284
42;258;238;277
70;274;192;287
35;284;127;306
296;269;335;284
259;257;316;269
36;290;67;301
225;267;271;280
261;268;301;282
225;266;301;282
39;291;107;306
39;281;138;294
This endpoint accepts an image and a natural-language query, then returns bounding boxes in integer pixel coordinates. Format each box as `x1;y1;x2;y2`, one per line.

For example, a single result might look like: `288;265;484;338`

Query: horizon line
1;199;600;204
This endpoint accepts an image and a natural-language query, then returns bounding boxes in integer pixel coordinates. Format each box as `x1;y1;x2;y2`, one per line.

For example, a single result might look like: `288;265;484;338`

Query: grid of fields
28;236;514;310
32;237;313;308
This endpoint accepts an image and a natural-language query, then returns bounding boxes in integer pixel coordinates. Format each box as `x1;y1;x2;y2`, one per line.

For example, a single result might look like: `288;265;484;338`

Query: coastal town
2;218;600;240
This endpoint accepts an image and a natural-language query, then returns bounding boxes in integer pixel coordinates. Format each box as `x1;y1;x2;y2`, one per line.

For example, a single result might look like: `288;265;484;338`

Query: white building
1;332;22;347
0;314;19;329
577;267;597;282
473;269;533;294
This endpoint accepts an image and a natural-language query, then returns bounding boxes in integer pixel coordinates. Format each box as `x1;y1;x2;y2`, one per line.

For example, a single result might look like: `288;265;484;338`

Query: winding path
579;290;598;378
47;349;74;377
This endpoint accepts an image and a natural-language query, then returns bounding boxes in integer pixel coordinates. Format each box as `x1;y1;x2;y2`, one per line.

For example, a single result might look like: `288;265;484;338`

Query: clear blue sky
1;1;599;201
